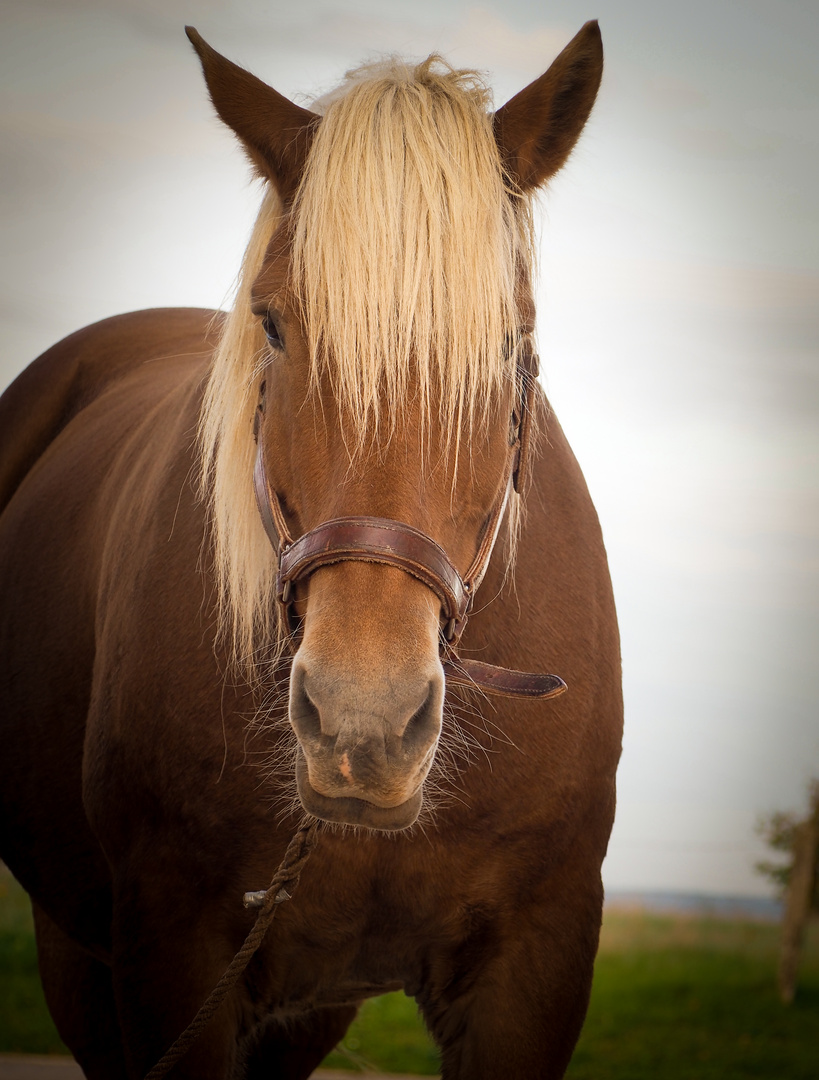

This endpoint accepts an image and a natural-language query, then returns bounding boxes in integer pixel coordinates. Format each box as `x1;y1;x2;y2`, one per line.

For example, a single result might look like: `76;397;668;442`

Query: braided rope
144;816;319;1080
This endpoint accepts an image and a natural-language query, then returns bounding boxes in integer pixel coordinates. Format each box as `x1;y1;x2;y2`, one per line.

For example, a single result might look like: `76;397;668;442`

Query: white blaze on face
339;751;354;783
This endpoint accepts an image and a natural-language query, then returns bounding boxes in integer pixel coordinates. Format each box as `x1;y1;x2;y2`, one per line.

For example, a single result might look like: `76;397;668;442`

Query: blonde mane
199;56;535;678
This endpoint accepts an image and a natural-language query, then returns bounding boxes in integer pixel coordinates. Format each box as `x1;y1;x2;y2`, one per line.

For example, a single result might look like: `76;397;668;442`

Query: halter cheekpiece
251;364;566;700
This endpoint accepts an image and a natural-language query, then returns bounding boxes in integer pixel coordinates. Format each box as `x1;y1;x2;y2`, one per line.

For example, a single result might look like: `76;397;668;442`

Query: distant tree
756;780;819;1003
755;778;819;908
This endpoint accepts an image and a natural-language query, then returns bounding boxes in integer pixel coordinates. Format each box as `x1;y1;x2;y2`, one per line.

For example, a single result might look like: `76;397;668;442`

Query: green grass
0;868;66;1054
321;991;439;1074
567;911;819;1080
2;865;817;1077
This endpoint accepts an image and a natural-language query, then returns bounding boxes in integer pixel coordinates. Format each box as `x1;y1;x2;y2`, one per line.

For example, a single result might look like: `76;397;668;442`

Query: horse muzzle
289;650;444;830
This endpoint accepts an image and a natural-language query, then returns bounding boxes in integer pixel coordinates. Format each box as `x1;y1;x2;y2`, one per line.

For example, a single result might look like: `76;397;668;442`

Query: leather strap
512;370;535;496
442;654;566;699
278;517;469;638
253;406;295;549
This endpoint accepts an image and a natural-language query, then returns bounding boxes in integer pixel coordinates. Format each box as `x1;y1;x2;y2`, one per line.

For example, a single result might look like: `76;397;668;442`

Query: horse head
190;23;603;830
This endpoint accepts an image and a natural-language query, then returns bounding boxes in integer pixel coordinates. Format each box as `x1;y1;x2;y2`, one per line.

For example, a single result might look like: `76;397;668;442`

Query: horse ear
185;27;319;202
493;20;603;193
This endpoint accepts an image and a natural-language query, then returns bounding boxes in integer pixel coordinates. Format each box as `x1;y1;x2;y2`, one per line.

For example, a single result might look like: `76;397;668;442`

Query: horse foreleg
419;871;603;1080
32;901;129;1080
110;885;352;1079
243;1004;359;1080
111;914;247;1080
114;927;356;1080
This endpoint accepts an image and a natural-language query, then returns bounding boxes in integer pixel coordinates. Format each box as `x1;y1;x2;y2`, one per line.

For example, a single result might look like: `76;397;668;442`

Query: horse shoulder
0;308;220;513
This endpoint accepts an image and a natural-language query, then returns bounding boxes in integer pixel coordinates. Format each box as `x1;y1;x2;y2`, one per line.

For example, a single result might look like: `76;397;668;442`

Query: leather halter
252;372;566;700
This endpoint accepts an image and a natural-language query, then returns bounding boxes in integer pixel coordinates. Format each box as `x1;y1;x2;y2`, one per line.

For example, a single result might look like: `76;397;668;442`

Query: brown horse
0;21;621;1080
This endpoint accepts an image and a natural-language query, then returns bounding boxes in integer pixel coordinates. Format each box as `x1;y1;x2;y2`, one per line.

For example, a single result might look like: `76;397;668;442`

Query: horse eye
262;314;283;350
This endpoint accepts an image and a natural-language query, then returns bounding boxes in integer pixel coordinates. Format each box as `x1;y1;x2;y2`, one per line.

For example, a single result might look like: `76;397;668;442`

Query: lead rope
144;816;319;1080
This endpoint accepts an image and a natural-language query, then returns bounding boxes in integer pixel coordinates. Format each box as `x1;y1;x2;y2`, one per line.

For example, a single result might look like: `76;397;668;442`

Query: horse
0;20;622;1080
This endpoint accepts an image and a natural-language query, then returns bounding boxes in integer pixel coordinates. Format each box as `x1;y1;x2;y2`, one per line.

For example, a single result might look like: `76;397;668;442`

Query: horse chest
253;863;503;1014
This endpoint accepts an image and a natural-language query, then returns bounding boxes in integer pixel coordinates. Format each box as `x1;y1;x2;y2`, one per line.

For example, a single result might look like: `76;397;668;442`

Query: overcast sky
2;0;817;897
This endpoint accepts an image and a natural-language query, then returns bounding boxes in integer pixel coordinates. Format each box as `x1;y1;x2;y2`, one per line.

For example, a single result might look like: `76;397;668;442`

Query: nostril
401;682;441;752
289;674;324;745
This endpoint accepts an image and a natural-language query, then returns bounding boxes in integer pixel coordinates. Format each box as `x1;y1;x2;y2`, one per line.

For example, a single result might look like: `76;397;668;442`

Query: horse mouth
295;754;423;831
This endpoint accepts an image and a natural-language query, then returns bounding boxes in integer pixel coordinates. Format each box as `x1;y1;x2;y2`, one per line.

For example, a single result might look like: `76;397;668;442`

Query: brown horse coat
0;23;622;1080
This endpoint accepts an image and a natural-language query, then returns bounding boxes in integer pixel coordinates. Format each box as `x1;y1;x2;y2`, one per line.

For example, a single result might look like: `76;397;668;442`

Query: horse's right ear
493;21;603;192
186;27;319;202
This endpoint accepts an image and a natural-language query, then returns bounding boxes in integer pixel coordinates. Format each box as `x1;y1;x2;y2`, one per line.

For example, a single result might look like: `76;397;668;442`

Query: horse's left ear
186;27;319;202
493;20;603;193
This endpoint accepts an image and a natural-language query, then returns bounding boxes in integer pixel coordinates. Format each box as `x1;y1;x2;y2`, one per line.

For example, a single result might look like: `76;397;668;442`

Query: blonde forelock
291;54;534;445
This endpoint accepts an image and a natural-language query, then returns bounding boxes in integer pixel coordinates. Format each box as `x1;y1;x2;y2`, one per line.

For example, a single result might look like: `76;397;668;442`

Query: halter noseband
251;369;565;700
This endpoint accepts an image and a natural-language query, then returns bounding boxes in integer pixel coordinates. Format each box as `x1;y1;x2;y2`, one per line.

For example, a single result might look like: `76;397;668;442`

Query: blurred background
1;0;817;901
